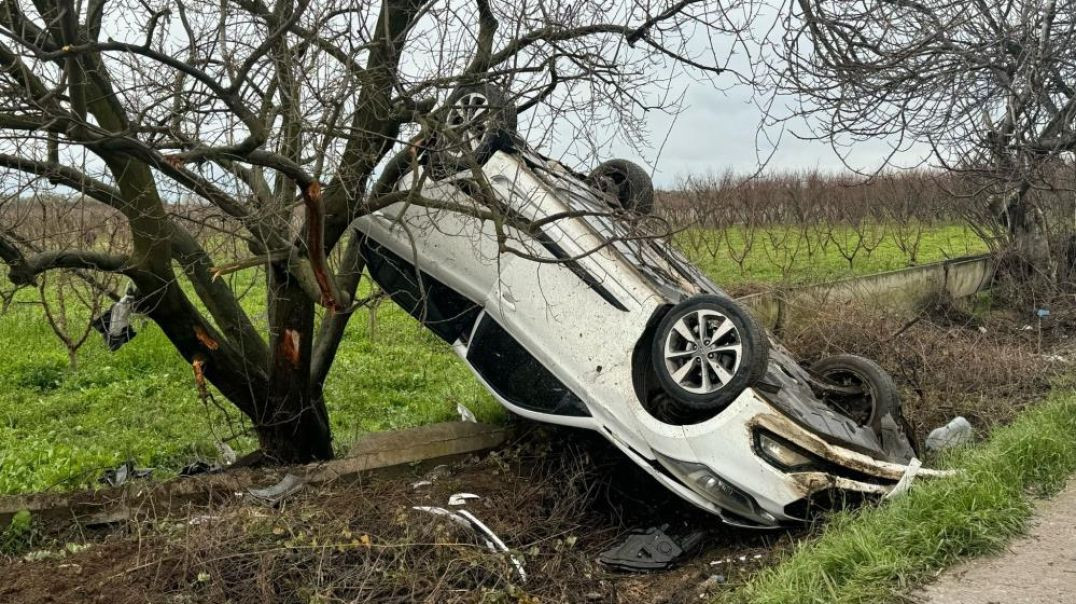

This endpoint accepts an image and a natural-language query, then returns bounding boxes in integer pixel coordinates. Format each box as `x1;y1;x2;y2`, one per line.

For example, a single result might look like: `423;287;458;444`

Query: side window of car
466;315;591;417
361;238;481;343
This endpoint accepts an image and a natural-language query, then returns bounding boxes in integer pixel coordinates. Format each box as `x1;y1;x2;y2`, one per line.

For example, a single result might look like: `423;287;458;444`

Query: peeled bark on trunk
257;265;334;463
142;263;334;464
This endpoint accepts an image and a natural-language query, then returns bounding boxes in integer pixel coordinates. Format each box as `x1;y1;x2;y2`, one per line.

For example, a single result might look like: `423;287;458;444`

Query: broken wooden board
0;421;510;529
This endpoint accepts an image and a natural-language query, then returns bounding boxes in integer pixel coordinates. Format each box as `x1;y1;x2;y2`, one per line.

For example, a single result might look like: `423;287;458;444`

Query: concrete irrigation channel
739;254;994;329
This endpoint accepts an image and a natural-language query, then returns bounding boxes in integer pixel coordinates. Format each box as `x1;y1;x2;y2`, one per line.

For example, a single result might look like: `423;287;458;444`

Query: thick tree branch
2;245;130;286
310;227;366;389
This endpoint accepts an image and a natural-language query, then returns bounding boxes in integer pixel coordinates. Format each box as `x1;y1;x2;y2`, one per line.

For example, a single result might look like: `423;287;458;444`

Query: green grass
0;223;984;495
722;385;1076;604
677;223;987;285
0;281;501;495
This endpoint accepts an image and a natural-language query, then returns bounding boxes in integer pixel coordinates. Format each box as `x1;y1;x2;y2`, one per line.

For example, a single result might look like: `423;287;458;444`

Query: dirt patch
0;428;793;603
780;293;1068;439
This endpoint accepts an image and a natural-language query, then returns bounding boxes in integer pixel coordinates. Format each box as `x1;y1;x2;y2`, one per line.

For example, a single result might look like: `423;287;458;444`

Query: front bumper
634;388;921;526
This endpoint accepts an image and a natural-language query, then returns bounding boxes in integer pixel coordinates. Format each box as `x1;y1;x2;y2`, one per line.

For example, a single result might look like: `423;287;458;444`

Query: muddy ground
2;291;1073;603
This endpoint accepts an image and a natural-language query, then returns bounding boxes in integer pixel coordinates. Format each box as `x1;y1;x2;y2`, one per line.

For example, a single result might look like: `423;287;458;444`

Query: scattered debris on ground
246;473;306;506
925;417;974;452
598;525;707;572
96;461;152;488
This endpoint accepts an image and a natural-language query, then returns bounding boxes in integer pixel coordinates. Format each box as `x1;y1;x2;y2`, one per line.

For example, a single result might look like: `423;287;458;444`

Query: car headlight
754;431;821;472
653;452;771;523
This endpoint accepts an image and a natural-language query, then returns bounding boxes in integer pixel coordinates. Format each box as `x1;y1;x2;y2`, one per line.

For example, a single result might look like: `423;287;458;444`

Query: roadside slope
721;386;1076;604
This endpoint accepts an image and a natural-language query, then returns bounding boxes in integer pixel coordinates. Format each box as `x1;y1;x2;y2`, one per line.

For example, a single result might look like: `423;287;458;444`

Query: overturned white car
354;85;921;528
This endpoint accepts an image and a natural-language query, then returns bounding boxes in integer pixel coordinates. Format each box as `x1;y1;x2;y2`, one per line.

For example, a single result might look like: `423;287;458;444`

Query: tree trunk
258;265;334;463
254;390;334;463
1003;190;1057;282
142;260;336;464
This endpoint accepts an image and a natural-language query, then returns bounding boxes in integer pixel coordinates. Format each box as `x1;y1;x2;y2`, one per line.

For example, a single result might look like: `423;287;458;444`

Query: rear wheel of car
429;84;517;177
651;295;769;412
589;159;655;214
810;354;900;435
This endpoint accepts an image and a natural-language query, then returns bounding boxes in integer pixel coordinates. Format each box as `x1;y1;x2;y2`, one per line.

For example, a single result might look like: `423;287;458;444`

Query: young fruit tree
773;0;1076;280
0;0;751;462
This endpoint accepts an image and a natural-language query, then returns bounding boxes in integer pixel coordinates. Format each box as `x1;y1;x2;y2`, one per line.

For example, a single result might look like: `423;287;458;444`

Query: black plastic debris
92;293;138;351
179;460;218;477
98;460;153;488
598;524;706;572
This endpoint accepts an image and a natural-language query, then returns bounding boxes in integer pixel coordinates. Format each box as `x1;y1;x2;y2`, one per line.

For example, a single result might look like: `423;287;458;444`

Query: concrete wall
738;254;995;329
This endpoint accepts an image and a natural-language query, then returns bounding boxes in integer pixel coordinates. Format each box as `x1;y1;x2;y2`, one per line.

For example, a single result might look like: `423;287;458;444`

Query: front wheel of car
810;354;917;458
589;159;655;214
810;354;899;434
651;295;769;412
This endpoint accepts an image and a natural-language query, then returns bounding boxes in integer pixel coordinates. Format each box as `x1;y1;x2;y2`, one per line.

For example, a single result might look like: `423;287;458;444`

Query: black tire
651;295;769;412
429;84;517;177
810;354;900;435
589;159;655;214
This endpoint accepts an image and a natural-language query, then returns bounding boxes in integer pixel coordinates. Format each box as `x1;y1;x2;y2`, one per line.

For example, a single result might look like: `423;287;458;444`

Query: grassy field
0;224;985;495
680;223;986;285
0;282;502;495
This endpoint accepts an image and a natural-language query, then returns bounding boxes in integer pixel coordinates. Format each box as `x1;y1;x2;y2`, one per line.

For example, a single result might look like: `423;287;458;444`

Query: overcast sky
607;81;932;188
570;5;937;189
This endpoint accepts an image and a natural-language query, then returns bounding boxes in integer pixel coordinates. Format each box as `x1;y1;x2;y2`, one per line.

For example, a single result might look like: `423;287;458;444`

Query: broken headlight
654;452;771;523
754;430;821;472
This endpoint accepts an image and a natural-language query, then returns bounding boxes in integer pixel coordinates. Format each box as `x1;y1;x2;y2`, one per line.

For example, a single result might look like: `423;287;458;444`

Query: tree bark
999;190;1057;281
258;264;334;463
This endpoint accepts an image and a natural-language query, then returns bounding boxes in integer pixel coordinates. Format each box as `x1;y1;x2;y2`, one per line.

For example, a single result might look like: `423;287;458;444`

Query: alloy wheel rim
444;92;490;159
663;309;742;395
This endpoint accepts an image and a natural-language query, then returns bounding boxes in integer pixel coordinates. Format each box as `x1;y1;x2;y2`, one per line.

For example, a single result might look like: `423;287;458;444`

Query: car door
474;158;665;446
463;311;592;420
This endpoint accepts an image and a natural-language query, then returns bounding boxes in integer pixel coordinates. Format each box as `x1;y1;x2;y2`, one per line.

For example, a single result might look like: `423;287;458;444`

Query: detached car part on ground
354;84;930;528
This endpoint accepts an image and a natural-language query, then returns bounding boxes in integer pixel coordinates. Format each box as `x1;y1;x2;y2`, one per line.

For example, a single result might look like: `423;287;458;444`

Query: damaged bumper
637;388;935;527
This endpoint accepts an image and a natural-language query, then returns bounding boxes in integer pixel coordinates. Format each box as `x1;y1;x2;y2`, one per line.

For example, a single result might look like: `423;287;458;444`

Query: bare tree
772;0;1076;279
0;0;750;462
2;195;124;367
